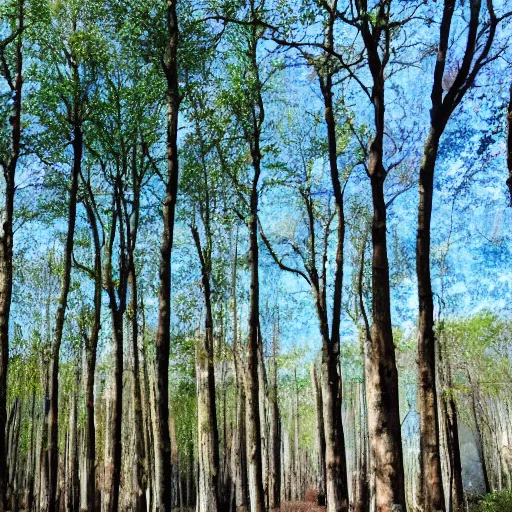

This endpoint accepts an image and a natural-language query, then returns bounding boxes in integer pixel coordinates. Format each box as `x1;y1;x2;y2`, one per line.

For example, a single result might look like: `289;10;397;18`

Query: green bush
477;490;512;512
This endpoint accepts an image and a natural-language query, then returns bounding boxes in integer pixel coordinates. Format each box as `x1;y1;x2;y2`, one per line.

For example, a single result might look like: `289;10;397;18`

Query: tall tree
415;3;510;509
154;1;180;510
0;1;24;509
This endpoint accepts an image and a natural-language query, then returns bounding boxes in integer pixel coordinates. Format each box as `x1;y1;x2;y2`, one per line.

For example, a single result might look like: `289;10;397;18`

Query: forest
0;0;511;511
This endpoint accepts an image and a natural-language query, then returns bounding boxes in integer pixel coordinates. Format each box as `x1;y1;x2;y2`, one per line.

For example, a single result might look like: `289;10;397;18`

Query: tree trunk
366;76;406;511
257;327;269;506
106;305;124;512
0;5;23;508
319;71;349;512
245;153;265;512
154;2;180;509
141;303;155;512
438;338;463;512
417;129;446;512
67;367;79;512
46;124;81;512
127;170;146;512
268;325;281;510
192;226;220;512
469;378;491;494
507;83;512;207
311;364;326;506
82;194;102;512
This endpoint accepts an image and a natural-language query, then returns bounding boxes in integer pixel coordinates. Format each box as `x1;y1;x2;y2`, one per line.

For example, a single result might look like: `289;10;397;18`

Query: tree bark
245;137;265;512
507;83;512;207
268;324;281;510
469;376;491;494
417;129;446;512
46;123;81;512
319;70;349;512
154;1;180;509
126;152;146;512
192;226;220;512
311;364;326;506
438;337;463;512
67;367;79;512
81;191;102;512
365;73;406;512
0;4;23;508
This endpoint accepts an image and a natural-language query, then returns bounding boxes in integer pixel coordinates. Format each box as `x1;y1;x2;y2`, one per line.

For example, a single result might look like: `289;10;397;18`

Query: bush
476;490;512;512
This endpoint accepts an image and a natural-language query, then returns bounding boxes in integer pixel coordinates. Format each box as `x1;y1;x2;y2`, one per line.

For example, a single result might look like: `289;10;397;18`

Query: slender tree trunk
67;367;79;512
469;377;491;494
127;169;146;512
257;327;269;506
154;2;180;509
245;155;265;512
268;325;281;510
46;124;81;512
507;83;512;207
353;382;370;512
82;195;102;512
293;369;300;501
230;231;248;512
438;338;463;512
319;71;349;512
192;224;220;512
311;364;326;506
417;129;446;512
0;6;23;508
141;301;156;512
106;305;124;512
130;273;146;512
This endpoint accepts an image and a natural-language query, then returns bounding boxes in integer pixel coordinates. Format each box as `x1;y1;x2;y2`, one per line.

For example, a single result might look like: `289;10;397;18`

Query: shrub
476;490;512;512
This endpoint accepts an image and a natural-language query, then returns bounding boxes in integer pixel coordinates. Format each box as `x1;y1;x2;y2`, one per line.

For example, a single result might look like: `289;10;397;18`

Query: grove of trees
0;0;511;512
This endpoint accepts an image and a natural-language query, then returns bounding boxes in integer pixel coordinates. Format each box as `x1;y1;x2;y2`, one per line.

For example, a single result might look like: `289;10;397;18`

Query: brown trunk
126;155;146;512
469;376;491;494
417;130;446;512
231;231;248;512
244;33;265;508
81;191;102;512
107;306;124;512
311;364;326;506
46;123;81;512
353;382;369;512
415;4;455;509
192;226;220;512
319;70;349;512
67;367;79;512
154;2;180;509
245;147;265;512
141;302;155;512
366;74;406;511
104;176;128;512
257;326;269;506
293;369;300;501
267;324;281;510
438;337;463;512
0;5;23;509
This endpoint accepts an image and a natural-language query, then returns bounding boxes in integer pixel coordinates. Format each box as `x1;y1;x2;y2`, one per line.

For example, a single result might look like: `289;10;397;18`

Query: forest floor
274;489;326;511
277;502;326;512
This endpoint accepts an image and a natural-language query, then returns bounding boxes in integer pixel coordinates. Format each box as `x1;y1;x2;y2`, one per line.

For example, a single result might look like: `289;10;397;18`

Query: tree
415;3;512;510
0;1;24;508
154;1;181;510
